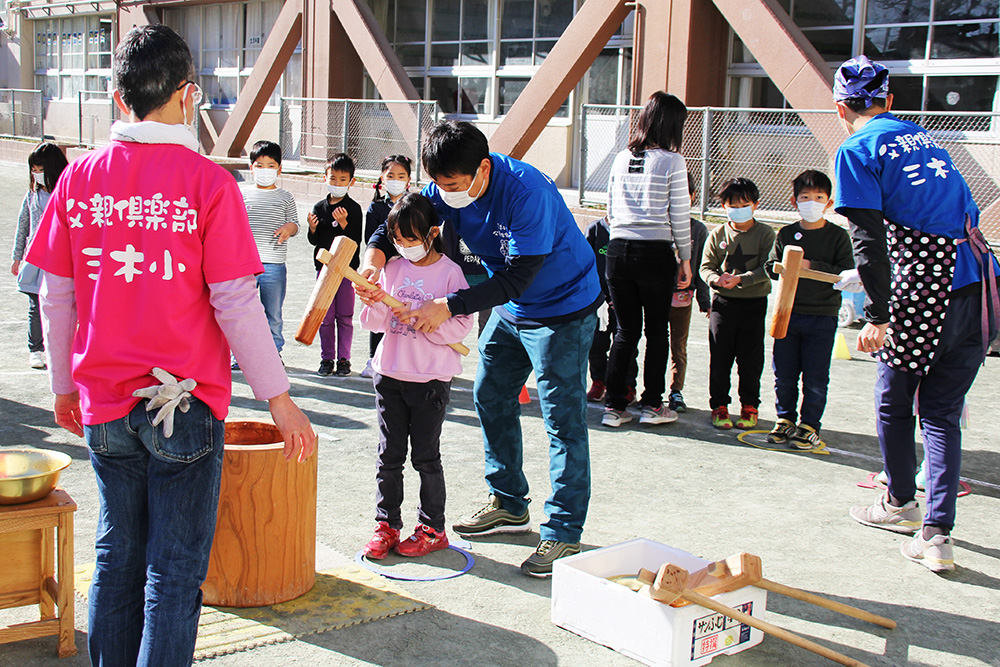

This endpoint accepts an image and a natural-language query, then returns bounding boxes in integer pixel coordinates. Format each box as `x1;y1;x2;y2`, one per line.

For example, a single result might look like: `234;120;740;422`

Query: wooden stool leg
39;526;55;621
56;511;76;658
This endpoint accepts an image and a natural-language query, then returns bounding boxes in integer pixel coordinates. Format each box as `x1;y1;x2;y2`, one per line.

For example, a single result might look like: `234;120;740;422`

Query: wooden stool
0;488;76;657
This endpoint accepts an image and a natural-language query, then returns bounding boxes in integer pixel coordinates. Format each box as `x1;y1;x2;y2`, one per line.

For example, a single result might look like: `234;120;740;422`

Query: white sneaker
639;403;679;425
901;532;954;572
602;407;632;427
360;359;374;378
849;493;922;534
29;351;46;369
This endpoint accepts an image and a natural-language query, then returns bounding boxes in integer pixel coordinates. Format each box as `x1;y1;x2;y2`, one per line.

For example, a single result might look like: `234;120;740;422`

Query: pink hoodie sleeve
208;275;290;400
38;272;78;395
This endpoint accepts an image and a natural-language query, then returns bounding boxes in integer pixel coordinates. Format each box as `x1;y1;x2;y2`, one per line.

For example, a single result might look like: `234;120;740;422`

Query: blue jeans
875;291;996;531
257;263;287;353
84;398;225;667
473;310;597;543
772;313;837;429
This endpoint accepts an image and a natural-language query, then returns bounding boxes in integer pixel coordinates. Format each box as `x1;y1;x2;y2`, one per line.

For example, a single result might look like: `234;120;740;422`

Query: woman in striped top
601;92;693;428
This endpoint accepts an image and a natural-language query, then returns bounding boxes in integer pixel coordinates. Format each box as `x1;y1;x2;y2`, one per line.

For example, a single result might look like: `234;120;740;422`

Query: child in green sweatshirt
700;177;775;430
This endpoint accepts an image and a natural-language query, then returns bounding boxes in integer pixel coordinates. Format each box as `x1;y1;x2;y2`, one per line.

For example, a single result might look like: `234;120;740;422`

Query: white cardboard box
552;539;767;667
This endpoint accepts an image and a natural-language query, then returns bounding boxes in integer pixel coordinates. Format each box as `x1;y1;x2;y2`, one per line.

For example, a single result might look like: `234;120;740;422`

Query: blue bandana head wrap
833;56;890;108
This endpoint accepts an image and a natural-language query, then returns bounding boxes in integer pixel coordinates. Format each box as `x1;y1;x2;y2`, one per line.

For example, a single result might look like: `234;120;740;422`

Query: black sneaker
453;495;530;537
766;418;796;444
520;540;581;578
231;359;241;371
790;423;823;450
317;359;336;377
335;358;351;376
668;391;686;413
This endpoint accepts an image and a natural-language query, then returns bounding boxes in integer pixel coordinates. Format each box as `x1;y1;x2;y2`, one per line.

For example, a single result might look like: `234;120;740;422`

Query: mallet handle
679;588;871;667
756;578;896;629
333;258;470;357
774;263;842;284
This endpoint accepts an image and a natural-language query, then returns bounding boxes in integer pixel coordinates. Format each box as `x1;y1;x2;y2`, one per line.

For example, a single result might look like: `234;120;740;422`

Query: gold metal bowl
0;448;72;505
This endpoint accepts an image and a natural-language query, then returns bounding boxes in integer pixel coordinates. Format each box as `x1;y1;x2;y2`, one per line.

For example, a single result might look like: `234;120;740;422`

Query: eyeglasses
177;80;204;106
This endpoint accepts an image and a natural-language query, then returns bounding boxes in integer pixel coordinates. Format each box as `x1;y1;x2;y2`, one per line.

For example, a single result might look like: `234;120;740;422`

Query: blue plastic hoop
354;545;475;581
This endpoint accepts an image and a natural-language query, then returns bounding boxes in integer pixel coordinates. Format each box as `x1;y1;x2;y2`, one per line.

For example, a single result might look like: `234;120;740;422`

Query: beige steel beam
211;0;303;157
710;0;845;152
329;0;420;141
491;0;632;159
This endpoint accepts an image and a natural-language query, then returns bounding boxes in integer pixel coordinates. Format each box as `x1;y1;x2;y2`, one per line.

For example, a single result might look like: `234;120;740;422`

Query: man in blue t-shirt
360;121;601;577
834;56;999;573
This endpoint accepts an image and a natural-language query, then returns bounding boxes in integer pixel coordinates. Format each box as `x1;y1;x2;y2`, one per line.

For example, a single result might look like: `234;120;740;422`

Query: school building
0;0;997;231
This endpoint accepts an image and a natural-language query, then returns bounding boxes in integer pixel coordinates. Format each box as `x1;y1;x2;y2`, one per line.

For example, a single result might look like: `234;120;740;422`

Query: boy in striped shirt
239;140;300;364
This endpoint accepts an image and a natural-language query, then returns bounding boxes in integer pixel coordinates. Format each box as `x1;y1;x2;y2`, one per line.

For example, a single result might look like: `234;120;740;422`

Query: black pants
605;238;677;410
27;293;44;353
369;332;383;358
588;305;638;386
708;295;767;409
373;372;450;531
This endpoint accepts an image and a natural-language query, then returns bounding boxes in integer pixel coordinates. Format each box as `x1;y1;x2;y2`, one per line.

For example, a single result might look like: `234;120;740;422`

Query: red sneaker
363;521;400;560
736;405;759;430
395;524;449;557
624;386;637;405
586;381;606;402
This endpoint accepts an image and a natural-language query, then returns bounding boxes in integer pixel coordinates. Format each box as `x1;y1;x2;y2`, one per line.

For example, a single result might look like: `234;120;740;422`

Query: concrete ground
1;160;998;667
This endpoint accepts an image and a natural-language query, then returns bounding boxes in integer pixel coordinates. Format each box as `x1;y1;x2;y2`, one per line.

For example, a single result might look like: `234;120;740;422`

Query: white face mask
182;82;202;140
32;172;46;187
328;184;349;198
797;200;827;223
253;167;278;187
726;205;754;224
394;242;429;262
384;179;407;197
440;171;484;209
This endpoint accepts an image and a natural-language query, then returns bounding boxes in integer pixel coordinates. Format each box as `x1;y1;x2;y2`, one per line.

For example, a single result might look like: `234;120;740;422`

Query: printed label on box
690;602;753;660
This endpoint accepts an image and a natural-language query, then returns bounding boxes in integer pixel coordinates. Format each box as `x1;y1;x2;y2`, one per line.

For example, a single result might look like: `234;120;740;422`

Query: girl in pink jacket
359;193;472;559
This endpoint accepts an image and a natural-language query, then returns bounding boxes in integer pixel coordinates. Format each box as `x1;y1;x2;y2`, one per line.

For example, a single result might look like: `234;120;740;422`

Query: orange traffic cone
518;385;531;404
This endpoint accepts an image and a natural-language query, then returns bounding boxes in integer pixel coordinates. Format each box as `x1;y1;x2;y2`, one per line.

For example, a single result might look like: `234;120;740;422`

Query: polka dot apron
881;220;955;376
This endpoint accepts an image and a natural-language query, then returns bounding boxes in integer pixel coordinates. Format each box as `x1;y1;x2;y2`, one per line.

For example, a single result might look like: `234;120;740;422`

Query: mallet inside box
552;539;766;667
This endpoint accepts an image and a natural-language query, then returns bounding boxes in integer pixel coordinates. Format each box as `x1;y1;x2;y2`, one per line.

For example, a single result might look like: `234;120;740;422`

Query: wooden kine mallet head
295;236;360;345
770;245;842;339
295;236;469;355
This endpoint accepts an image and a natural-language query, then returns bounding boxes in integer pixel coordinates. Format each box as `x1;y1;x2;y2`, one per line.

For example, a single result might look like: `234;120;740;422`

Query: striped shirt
241;185;299;264
606;148;691;259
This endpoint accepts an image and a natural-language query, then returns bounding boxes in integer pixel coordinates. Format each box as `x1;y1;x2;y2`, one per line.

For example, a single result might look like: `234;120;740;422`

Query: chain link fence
579;105;1000;236
279;98;440;182
0;89;43;141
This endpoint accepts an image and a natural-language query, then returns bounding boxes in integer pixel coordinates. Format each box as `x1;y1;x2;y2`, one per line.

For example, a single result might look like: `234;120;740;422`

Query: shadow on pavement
300;606;560;667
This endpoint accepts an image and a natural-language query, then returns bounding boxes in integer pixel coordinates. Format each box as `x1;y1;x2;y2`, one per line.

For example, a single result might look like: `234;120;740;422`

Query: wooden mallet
770;245;842;339
295;236;469;355
637;564;872;667
706;553;896;629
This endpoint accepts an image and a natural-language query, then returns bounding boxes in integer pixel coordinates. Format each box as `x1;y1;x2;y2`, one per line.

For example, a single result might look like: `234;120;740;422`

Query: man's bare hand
857;322;889;353
396;298;451;334
268;392;316;463
11;260;19;276
54;392;84;437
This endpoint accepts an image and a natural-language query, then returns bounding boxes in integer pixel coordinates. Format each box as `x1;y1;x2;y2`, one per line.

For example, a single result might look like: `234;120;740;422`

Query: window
727;1;1000;113
164;0;302;108
33;15;112;101
367;0;617;120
